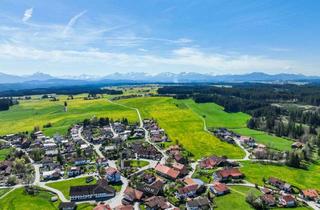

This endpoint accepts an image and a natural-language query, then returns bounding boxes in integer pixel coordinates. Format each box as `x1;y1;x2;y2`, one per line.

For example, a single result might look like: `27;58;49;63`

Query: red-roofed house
279;195;296;207
210;182;230;196
214;168;244;182
155;164;180;180
301;189;319;201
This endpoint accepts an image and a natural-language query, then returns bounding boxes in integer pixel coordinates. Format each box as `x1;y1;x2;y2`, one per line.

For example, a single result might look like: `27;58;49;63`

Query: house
172;162;188;176
105;167;121;183
145;196;170;210
123;187;144;204
155;164;180;180
43;168;62;180
210;182;230;196
214;168;244;182
70;179;115;201
67;167;81;177
136;179;165;196
268;177;292;192
93;203;112;210
73;158;90;166
143;173;156;184
199;156;228;169
292;142;304;149
186;197;211;210
279;195;296;207
301;189;319;201
176;184;199;199
59;202;76;210
260;194;276;206
239;136;255;147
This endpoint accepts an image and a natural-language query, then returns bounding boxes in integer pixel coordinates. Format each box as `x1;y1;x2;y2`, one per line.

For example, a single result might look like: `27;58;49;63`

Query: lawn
233;128;293;151
0;188;11;197
191;167;217;183
177;99;292;151
130;160;149;167
118;97;245;160
240;161;320;190
215;186;261;210
46;176;97;199
0;187;60;210
0;148;12;161
0;95;138;136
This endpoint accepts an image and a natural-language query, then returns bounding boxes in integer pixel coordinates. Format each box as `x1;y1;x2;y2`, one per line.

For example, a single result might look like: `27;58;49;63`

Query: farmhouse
105;167;121;183
123;187;144;204
186;197;211;210
301;189;319;201
260;194;276;206
279;195;296;207
199;156;228;169
69;180;115;201
155;164;180;180
144;196;170;210
210;182;230;196
268;177;292;192
214;168;244;182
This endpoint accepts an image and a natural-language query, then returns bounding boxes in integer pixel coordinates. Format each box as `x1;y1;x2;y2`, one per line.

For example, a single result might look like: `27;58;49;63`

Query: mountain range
0;71;320;85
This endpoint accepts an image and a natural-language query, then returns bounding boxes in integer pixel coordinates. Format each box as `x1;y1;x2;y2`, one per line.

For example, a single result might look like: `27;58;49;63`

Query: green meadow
46;176;97;199
118;97;245;159
0;187;60;210
0;148;12;161
178;99;293;151
215;186;261;210
0;95;138;136
240;161;320;190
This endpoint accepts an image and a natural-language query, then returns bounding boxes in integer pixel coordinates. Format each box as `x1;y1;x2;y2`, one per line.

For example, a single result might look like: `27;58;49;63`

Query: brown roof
172;162;186;171
155;164;180;179
145;196;169;209
105;167;118;175
281;195;295;203
261;194;276;204
124;187;144;200
217;168;243;178
212;182;229;193
302;189;319;199
183;177;197;186
178;184;198;194
114;205;134;210
94;204;112;210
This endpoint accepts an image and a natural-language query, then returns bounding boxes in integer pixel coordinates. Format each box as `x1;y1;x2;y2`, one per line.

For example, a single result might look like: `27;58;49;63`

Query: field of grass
215;186;261;210
0;148;12;161
240;161;320;190
46;176;97;199
177;99;293;151
233;128;293;151
0;188;10;197
118;97;245;159
130;160;149;167
0;95;138;136
0;187;60;210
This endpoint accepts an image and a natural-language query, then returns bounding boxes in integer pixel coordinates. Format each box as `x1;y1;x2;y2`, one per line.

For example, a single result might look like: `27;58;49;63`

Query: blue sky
0;0;319;76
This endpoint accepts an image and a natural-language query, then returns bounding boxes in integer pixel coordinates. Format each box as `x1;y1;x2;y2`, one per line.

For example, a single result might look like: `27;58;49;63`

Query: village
0;114;319;210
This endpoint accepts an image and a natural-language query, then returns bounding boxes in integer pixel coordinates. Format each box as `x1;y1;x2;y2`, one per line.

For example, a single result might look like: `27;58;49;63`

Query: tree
7;175;17;186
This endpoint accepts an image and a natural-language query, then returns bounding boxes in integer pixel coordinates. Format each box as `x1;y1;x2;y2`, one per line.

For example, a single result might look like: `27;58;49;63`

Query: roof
155;164;180;179
183;177;197;186
93;204;112;210
145;196;169;209
261;194;275;204
217;168;243;178
59;202;76;209
114;205;134;210
212;182;229;193
281;195;295;203
69;180;115;197
105;167;118;175
124;187;144;200
172;162;186;171
178;184;198;194
302;189;319;198
187;197;210;208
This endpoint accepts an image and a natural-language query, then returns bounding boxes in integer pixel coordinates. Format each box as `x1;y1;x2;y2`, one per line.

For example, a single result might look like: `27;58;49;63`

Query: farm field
215;186;261;210
0;187;60;210
118;97;245;159
177;99;293;151
0;95;138;136
240;161;320;190
46;176;97;199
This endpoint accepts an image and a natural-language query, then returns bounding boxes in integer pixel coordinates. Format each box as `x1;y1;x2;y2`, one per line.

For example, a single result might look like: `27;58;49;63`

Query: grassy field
177;99;293;151
240;161;320;190
0;95;138;136
215;186;261;210
46;176;97;199
118;97;245;159
233;128;293;151
0;148;12;161
0;187;60;210
0;188;10;197
129;160;149;167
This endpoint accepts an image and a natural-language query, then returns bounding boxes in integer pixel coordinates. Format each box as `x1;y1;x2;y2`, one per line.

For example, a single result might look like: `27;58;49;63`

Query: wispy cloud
63;10;87;35
22;8;33;22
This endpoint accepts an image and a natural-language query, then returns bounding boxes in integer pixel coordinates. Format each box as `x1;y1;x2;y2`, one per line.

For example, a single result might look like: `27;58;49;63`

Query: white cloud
0;44;296;73
22;8;33;22
63;10;87;35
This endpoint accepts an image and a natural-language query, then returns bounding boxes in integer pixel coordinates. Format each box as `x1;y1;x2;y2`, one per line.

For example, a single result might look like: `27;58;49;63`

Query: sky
0;0;320;76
